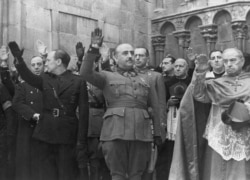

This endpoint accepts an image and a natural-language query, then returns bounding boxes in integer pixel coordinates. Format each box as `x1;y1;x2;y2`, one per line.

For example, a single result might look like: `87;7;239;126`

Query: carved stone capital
151;35;166;51
231;21;248;40
199;24;217;43
173;30;190;48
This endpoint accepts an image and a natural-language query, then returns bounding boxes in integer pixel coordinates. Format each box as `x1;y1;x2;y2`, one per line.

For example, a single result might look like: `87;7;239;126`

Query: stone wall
0;0;155;66
152;0;250;65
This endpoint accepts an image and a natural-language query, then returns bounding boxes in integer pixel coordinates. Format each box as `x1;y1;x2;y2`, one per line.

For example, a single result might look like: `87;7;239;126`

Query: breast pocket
109;81;126;97
138;82;150;97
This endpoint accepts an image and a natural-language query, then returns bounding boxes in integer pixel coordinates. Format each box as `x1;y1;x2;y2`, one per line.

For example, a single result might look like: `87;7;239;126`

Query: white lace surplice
204;104;250;161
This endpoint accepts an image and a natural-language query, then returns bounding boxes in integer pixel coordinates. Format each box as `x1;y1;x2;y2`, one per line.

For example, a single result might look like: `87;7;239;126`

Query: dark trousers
35;140;78;180
102;140;151;180
155;140;174;180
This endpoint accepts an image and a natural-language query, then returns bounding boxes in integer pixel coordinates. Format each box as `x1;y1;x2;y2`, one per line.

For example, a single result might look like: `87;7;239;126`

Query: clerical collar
213;71;225;78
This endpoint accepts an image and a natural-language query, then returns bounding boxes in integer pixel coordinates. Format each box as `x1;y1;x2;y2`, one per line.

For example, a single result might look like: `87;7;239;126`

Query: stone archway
185;16;206;55
160;22;178;58
213;10;234;50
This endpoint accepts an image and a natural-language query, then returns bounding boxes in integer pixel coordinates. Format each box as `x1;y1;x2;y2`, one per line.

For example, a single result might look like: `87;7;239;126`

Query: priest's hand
91;28;104;49
168;96;180;106
195;54;210;73
186;47;197;62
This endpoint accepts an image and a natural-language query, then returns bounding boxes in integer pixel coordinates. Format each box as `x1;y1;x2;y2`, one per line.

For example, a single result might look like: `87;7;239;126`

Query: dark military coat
0;84;15;180
81;52;163;142
12;82;43;180
15;62;89;145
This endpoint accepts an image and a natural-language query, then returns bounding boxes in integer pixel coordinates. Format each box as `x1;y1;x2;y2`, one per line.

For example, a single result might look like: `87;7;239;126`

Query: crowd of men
0;27;250;180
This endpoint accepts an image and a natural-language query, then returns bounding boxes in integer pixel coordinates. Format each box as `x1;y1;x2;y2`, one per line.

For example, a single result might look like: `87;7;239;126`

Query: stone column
173;30;190;58
151;34;166;66
231;21;248;52
0;0;9;45
199;24;217;54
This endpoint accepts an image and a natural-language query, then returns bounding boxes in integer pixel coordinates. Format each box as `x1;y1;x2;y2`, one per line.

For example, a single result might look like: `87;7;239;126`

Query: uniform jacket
80;52;162;142
15;62;89;145
135;67;167;141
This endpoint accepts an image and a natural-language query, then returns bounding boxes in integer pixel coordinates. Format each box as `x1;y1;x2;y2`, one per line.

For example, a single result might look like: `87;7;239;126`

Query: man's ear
56;58;62;65
113;55;118;64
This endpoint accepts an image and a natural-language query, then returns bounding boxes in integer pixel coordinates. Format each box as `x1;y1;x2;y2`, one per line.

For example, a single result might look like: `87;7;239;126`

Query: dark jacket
15;62;89;145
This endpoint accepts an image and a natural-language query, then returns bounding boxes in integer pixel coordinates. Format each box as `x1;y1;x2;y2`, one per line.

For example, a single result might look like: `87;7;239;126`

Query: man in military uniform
0;84;15;180
8;42;89;180
12;56;44;180
80;28;162;180
0;45;17;180
76;41;110;180
134;47;167;179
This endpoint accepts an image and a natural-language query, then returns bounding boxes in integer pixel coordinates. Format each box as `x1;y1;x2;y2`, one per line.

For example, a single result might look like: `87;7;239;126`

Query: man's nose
128;52;133;58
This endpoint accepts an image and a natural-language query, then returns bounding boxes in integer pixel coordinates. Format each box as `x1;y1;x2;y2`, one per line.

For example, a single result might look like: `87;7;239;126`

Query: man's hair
31;56;44;64
114;43;133;56
209;50;222;58
54;49;71;68
223;48;244;61
135;47;149;57
163;54;176;64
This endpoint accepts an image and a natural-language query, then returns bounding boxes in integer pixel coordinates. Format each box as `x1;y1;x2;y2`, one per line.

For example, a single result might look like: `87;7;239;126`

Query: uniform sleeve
12;83;36;121
191;70;211;103
148;76;162;138
156;74;167;140
0;85;17;137
80;51;106;90
15;61;43;90
76;80;89;168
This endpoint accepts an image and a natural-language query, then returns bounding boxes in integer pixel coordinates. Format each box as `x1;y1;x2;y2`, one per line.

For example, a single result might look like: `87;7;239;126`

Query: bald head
174;58;188;78
222;48;244;76
114;43;134;70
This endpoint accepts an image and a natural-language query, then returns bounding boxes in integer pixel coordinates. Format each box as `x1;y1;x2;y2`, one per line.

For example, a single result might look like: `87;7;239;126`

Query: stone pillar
0;0;9;45
151;34;166;66
231;21;248;52
173;30;190;58
199;24;217;55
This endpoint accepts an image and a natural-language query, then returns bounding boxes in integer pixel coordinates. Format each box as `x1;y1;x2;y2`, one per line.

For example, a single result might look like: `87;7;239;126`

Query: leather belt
44;108;75;118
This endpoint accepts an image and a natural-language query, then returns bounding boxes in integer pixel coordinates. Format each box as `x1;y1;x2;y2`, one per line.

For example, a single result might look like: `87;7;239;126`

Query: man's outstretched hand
8;41;24;60
91;28;104;49
75;42;85;61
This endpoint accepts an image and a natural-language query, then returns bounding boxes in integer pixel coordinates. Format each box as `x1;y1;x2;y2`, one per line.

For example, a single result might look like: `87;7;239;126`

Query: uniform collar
116;67;137;77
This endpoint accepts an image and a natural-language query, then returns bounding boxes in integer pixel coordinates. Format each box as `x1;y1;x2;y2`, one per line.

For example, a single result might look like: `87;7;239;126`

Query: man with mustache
81;28;163;180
